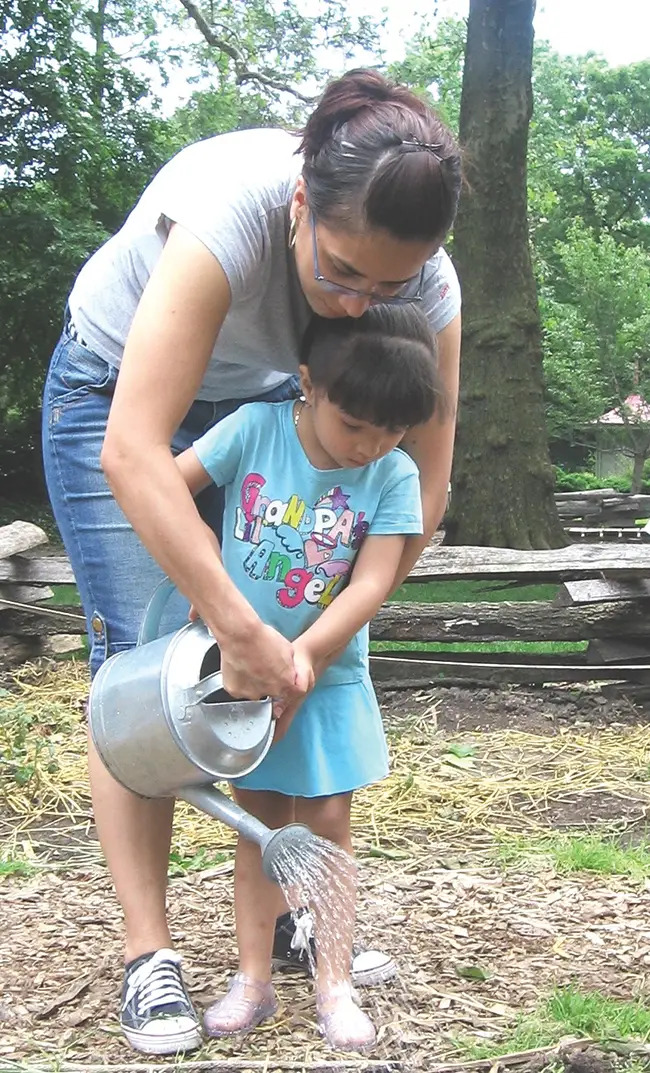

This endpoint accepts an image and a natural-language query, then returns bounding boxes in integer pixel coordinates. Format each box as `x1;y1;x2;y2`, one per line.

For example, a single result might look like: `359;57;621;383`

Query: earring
288;216;297;249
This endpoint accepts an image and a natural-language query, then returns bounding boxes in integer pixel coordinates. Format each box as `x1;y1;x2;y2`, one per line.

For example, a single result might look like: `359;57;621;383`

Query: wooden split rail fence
4;519;650;687
555;488;650;543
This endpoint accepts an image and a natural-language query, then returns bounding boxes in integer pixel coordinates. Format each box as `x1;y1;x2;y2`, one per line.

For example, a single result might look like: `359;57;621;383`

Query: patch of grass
390;579;560;603
453;1019;563;1060
496;833;650;880
454;986;650;1059
168;848;230;877
0;689;79;799
0;856;39;879
370;639;587;654
548;987;650;1040
45;584;81;608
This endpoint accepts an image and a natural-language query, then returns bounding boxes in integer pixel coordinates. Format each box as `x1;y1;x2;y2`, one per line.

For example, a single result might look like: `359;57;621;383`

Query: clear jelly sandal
317;982;377;1052
203;972;278;1038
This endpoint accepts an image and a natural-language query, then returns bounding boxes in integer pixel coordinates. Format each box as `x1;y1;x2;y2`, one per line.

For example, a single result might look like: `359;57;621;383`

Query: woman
42;68;462;1055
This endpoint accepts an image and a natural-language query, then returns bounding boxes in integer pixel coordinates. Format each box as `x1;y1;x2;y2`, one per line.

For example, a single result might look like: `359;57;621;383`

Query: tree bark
446;0;567;549
631;452;645;495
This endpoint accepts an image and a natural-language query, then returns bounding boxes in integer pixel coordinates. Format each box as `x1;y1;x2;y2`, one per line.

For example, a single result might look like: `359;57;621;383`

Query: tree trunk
631;452;645;495
91;0;109;111
445;0;567;549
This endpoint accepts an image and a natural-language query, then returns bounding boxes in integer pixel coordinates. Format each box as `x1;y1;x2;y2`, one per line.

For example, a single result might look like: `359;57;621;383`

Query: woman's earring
288;216;297;250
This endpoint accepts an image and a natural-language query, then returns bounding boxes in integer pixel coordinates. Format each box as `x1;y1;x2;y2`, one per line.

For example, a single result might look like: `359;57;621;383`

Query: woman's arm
396;311;461;586
101;224;299;703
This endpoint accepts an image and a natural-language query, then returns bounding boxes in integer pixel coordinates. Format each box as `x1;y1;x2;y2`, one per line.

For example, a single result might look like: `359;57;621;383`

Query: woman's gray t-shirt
69;128;461;403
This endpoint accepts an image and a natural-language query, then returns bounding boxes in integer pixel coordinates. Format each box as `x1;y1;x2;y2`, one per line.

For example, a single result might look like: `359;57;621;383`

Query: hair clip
339;138;358;159
400;136;443;161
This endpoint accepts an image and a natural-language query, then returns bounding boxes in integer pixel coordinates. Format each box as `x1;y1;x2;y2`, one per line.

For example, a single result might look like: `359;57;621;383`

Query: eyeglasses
310;215;424;305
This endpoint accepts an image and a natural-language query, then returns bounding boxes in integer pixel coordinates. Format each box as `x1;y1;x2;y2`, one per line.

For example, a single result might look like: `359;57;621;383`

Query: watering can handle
138;577;180;646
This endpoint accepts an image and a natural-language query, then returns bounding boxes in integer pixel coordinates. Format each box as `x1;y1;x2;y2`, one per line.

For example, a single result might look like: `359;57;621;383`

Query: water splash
269;832;358;985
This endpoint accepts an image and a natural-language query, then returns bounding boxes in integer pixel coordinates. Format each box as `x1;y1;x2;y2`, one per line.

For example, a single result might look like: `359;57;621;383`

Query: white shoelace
291;912;315;956
124;949;187;1015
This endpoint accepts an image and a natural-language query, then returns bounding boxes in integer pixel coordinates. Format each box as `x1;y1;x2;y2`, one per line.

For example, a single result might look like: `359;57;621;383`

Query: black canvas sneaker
271;911;397;987
120;948;202;1055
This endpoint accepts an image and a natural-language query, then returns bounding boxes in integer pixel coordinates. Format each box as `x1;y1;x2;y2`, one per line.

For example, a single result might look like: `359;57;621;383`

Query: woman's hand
219;619;303;708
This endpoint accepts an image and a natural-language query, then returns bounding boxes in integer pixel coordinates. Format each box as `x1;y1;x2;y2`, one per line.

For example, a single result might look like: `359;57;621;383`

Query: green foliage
180;0;378;108
168;847;229;877
454;985;650;1059
392;21;650;467
554;463;650;494
0;691;61;793
388;17;466;132
553;467;606;492
497;833;650;880
0;854;39;878
543;223;650;475
0;0;380;493
530;50;650;255
0;0;179;472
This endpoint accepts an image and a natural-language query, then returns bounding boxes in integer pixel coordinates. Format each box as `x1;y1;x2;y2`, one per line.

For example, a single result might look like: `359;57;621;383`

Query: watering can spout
179;784;313;883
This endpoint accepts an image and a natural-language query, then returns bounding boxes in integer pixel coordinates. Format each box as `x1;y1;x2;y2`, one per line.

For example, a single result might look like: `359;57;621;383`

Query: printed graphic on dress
234;474;369;609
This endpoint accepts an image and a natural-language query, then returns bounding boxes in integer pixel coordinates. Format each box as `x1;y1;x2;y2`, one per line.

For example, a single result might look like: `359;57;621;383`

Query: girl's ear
298;363;315;405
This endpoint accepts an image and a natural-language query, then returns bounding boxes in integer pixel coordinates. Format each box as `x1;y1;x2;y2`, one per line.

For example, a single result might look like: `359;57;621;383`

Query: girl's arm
397;311;461;585
101;225;299;704
273;533;405;734
296;533;407;670
175;445;213;497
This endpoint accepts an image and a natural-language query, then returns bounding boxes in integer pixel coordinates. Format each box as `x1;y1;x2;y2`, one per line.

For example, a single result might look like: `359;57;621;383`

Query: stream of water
269;833;358;984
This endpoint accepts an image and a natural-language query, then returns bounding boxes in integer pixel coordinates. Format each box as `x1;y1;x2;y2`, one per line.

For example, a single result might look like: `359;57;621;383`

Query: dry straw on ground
1;661;650;1071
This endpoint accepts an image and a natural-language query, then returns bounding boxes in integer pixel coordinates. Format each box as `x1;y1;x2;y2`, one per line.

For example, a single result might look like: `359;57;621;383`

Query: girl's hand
272;639;315;739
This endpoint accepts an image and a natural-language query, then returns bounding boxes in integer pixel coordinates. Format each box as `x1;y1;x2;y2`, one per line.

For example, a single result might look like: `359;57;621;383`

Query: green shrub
554;463;650;495
553;467;604;492
608;475;633;492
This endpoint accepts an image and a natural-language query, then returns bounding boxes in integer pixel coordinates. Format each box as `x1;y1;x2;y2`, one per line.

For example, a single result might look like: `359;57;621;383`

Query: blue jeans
42;325;299;677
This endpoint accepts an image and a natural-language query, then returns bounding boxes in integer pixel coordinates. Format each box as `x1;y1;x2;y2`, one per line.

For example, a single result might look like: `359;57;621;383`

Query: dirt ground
1;673;650;1072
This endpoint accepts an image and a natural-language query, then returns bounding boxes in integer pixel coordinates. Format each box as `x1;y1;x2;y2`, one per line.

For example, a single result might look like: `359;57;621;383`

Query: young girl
176;305;443;1051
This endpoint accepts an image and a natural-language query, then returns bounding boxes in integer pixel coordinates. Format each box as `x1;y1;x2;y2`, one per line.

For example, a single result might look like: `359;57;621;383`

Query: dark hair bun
300;69;429;163
298;68;462;243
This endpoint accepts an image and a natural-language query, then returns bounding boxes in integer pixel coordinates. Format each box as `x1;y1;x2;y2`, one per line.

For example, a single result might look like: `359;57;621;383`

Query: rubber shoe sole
123;1017;202;1055
271;949;397;988
350;950;398;988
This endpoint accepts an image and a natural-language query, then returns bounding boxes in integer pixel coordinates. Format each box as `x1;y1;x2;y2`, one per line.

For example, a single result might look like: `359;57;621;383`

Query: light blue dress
192;400;423;797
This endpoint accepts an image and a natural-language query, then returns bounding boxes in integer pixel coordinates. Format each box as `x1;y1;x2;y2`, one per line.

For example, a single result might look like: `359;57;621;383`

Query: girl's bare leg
297;792;376;1051
232;788;294;979
203;788;293;1036
297;793;355;990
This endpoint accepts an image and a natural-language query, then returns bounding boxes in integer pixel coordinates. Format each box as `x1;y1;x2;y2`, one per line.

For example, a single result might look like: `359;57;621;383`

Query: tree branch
177;0;317;103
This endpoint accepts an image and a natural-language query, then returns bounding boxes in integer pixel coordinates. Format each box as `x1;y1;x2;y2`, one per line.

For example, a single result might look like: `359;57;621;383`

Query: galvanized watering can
88;579;313;880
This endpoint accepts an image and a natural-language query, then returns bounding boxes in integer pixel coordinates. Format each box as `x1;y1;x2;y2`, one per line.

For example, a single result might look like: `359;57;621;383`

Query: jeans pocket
60;339;116;395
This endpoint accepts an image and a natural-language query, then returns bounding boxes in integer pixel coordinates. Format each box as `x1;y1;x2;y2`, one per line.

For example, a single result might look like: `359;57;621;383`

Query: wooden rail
4;520;650;686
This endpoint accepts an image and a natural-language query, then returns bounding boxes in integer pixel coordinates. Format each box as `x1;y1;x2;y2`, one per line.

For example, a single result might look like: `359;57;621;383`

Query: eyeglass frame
309;214;425;306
